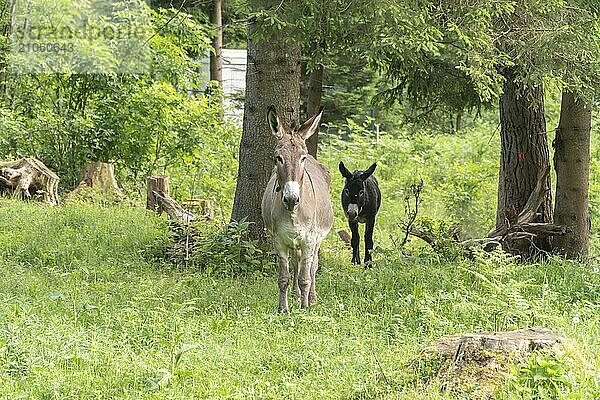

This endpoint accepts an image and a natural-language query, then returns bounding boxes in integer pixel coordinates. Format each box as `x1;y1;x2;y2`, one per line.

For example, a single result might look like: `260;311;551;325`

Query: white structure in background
200;49;247;124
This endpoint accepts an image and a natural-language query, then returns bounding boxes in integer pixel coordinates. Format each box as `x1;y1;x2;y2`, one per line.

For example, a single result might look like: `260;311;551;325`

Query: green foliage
0;200;599;398
495;349;597;399
369;0;600;120
158;219;274;277
114;82;235;177
0;2;233;203
409;217;465;260
8;0;154;74
0;324;31;378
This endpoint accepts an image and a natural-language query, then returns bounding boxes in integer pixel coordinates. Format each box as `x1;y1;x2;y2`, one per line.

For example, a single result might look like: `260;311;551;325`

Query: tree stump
147;175;171;214
147;175;196;222
414;327;565;398
70;162;122;197
0;157;60;205
183;198;213;220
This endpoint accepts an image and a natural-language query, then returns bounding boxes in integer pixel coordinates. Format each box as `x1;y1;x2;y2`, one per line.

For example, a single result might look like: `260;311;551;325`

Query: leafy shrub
159;219;274;277
0;4;223;197
495;349;594;400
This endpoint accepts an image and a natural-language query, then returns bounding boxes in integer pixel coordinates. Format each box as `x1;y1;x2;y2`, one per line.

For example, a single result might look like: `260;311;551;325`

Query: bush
495;349;597;400
158;219;274;277
0;4;226;200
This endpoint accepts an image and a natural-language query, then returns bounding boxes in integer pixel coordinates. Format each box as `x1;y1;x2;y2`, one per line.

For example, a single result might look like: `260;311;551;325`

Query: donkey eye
276;155;284;164
343;189;349;196
359;190;365;197
300;155;307;163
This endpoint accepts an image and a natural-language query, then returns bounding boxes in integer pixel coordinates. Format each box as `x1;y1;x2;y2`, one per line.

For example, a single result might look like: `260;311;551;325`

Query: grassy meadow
1;121;600;399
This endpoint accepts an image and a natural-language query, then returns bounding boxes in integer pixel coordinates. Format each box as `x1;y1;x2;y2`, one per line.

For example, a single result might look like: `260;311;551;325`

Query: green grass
0;200;599;399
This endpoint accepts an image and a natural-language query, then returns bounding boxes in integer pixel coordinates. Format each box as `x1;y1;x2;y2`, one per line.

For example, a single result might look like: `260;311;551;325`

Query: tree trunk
230;18;301;240
306;65;323;158
0;0;18;97
183;198;213;220
209;0;223;83
495;69;553;256
552;92;591;258
455;111;462;132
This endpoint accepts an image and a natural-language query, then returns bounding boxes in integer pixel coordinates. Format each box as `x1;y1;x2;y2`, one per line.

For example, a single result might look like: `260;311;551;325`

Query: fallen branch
147;175;196;223
488;167;550;238
152;190;197;222
405;167;567;257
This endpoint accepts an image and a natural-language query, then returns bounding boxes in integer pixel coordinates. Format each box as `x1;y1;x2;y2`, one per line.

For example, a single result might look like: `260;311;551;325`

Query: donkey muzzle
346;203;359;221
282;181;300;211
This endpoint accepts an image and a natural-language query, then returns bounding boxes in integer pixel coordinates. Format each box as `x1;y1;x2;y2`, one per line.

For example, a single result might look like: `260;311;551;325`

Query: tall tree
210;0;223;85
548;2;599;258
305;65;323;158
369;0;600;257
230;9;301;240
552;92;592;258
298;0;376;157
496;69;553;254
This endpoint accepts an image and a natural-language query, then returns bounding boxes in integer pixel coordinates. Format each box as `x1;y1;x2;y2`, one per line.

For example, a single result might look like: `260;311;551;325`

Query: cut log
146;175;196;222
152;191;197;222
0;157;59;205
415;327;565;398
69;162;122;197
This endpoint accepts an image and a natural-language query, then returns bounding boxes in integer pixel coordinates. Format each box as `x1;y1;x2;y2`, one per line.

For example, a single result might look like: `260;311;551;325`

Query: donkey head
339;161;377;221
268;105;323;211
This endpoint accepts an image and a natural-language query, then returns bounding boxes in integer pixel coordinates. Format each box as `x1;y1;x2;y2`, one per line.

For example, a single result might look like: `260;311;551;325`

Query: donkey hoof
278;305;289;313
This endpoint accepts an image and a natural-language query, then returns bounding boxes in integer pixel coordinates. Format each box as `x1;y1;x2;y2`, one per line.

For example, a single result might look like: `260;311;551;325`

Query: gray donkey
262;106;333;312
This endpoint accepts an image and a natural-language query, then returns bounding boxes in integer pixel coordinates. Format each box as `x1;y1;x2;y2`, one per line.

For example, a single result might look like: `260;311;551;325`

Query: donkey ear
339;161;352;179
298;107;324;140
360;163;377;180
267;105;284;139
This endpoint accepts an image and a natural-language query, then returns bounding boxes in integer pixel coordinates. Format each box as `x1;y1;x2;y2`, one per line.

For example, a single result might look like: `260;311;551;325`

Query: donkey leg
293;249;301;299
308;246;319;305
364;218;375;265
349;221;361;264
276;245;291;313
298;245;314;310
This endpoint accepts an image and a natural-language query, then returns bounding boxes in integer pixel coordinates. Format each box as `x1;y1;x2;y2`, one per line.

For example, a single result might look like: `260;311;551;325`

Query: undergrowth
0;200;598;399
156;218;275;277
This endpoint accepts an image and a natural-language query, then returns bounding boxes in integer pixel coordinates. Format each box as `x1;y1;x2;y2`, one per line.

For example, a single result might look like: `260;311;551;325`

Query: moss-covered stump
415;327;565;398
